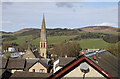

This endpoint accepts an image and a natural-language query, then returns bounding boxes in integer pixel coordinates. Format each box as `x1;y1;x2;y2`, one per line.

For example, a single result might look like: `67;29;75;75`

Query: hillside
1;26;119;49
78;26;118;32
15;28;36;34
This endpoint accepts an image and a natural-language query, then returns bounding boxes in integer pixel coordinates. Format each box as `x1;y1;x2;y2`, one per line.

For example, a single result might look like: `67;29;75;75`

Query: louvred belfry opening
44;43;45;48
41;43;42;48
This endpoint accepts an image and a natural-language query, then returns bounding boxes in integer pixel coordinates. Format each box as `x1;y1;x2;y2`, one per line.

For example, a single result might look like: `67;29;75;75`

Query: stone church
22;14;47;59
40;14;47;58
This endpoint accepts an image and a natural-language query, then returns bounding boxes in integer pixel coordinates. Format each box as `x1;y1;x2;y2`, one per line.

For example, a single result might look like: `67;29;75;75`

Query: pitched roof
28;59;49;70
22;47;36;59
7;58;25;69
0;58;8;69
48;55;113;79
25;58;39;71
59;57;75;66
30;47;41;58
10;71;52;79
88;51;120;78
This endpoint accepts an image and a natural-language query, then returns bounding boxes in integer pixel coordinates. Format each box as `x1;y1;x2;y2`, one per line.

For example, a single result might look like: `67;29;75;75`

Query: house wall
64;64;104;78
29;62;47;73
54;66;62;73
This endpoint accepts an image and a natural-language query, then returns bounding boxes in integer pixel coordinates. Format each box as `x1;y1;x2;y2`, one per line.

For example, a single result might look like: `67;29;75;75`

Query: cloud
94;22;117;26
56;2;74;8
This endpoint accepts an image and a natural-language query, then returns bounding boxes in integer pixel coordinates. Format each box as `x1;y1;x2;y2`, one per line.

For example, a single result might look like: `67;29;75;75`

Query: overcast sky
2;2;118;32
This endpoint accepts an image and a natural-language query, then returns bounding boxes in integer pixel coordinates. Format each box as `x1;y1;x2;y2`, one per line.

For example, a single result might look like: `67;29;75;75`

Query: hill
1;26;119;50
77;26;118;32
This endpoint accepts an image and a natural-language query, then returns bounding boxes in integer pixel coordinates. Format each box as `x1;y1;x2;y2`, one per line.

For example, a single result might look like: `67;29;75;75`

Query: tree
52;41;82;57
106;43;120;58
103;35;119;43
4;52;11;58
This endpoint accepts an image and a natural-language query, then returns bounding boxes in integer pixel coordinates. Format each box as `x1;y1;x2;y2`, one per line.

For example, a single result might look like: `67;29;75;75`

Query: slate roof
25;58;39;71
88;51;120;78
0;58;8;69
7;58;25;69
59;57;75;66
10;71;52;79
22;48;36;59
48;55;113;79
28;59;49;70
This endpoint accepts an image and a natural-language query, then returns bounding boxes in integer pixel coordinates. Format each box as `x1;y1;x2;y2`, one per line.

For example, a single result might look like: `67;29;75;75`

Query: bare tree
52;41;82;57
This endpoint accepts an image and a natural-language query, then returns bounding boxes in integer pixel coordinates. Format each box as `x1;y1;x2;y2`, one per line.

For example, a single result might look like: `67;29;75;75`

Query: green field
3;35;114;49
77;39;109;49
3;35;33;44
28;35;76;46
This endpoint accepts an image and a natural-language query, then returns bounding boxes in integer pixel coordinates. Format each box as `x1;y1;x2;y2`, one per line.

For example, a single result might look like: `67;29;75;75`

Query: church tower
40;14;47;58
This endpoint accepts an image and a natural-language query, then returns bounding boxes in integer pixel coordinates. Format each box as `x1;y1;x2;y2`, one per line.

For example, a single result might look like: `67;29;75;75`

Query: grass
3;35;33;45
77;39;110;49
3;35;116;49
47;36;76;45
28;35;76;46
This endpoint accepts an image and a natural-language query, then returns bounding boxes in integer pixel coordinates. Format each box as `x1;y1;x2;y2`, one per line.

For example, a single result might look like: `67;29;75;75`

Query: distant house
10;52;21;58
10;52;25;58
49;52;120;79
8;47;15;52
0;57;50;78
27;59;48;73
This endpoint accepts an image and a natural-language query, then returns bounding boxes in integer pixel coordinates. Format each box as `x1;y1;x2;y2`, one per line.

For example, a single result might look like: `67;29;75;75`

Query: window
40;69;44;73
40;69;42;72
41;43;43;48
44;43;45;48
43;69;44;72
42;53;44;56
33;69;35;72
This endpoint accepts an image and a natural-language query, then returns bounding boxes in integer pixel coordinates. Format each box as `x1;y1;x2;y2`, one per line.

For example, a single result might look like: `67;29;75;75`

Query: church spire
42;14;46;30
40;14;47;58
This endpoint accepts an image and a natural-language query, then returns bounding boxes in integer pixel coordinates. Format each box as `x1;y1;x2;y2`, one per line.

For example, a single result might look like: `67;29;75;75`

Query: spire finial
43;13;45;20
42;13;46;29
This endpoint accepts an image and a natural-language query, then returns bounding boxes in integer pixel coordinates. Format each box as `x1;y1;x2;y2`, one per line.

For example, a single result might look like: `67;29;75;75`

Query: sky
2;2;118;32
